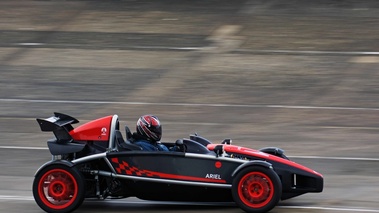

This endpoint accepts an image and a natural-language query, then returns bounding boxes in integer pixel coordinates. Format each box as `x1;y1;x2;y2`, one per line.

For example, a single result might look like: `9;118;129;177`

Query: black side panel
47;139;86;155
108;152;241;184
131;181;233;202
271;162;324;200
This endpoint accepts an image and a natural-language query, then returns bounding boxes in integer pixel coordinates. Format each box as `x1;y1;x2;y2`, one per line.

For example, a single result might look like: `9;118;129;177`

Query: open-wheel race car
33;112;323;213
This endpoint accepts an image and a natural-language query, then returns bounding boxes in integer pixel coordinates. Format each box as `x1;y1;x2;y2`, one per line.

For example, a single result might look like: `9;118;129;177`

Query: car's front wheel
232;166;282;213
32;164;85;213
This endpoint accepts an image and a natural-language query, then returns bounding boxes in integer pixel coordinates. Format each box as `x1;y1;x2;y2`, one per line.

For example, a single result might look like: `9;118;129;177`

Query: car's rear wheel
33;164;85;213
232;166;282;213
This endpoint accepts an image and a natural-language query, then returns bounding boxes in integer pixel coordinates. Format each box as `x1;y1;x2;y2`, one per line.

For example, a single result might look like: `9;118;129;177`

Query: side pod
47;139;86;155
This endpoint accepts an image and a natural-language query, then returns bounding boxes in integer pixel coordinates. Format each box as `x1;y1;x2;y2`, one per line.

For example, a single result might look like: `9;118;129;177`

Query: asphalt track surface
1;0;379;212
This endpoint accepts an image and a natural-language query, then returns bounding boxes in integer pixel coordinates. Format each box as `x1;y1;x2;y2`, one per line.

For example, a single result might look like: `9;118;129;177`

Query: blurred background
0;0;379;212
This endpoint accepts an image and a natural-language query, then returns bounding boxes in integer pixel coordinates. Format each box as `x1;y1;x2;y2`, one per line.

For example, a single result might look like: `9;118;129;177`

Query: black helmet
136;115;162;142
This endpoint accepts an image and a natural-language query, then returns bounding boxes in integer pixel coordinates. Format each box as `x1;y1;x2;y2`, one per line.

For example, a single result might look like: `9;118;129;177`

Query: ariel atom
33;112;323;213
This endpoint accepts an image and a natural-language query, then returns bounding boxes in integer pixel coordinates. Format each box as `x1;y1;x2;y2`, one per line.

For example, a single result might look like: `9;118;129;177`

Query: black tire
32;164;85;213
232;166;282;213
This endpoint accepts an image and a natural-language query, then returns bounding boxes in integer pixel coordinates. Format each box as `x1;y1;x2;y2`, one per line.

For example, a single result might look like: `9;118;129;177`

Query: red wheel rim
238;171;274;208
37;169;78;210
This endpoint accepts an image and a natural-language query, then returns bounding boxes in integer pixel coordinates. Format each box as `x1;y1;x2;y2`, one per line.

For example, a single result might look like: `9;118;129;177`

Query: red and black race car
33;112;323;213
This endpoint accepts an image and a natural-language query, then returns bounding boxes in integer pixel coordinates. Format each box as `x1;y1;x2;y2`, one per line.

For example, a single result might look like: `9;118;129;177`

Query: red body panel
207;144;323;178
69;115;112;142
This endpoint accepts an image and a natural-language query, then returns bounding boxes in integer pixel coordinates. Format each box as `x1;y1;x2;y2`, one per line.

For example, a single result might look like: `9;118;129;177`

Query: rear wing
36;112;79;143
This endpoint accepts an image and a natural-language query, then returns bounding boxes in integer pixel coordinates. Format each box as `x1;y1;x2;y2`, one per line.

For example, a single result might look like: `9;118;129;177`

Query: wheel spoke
238;171;275;208
37;168;78;210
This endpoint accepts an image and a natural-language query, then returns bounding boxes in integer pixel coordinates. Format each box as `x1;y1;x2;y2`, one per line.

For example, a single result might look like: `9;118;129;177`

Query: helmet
136;115;162;142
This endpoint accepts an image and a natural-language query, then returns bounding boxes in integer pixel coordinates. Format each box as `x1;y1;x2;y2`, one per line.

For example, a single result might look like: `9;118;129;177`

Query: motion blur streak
0;196;378;213
2;98;379;111
279;206;379;212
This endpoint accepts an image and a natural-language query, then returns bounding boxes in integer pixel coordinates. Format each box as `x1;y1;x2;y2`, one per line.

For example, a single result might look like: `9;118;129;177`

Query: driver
132;115;169;151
